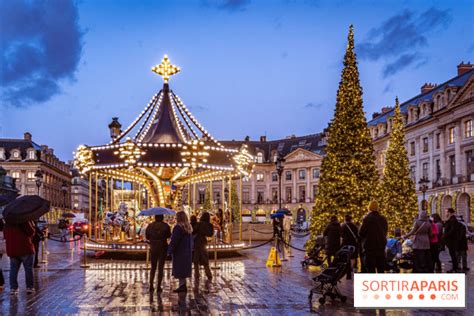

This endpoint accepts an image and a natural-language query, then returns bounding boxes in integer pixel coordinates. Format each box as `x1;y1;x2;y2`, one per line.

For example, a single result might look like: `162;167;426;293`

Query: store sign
354;274;466;309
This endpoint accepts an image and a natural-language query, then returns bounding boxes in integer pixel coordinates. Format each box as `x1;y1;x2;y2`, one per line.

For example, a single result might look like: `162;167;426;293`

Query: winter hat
367;200;379;212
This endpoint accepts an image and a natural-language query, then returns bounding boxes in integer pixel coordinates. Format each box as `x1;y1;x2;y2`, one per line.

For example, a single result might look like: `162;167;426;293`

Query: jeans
448;247;459;271
10;254;34;289
365;251;385;273
457;250;468;269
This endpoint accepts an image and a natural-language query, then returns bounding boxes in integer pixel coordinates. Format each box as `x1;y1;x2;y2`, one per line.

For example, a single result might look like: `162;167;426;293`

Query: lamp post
34;170;44;196
418;177;429;211
61;181;68;208
275;152;285;210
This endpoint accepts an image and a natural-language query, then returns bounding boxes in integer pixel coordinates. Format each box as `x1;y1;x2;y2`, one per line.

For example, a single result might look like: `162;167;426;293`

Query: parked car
70;221;89;236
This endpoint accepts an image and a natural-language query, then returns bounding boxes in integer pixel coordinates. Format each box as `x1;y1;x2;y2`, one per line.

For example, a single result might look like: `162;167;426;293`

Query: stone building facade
182;134;326;215
0;132;72;209
369;63;474;222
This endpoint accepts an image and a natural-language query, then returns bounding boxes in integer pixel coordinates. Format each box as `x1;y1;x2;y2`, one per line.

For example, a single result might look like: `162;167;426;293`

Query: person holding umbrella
145;214;171;293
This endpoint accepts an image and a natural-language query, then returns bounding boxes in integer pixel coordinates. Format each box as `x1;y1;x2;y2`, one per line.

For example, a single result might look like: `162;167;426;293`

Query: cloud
358;7;451;77
0;0;84;107
201;0;250;12
304;102;323;109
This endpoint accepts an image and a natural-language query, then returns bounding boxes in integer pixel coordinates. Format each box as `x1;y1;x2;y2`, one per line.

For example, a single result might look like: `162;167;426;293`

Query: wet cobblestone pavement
0;237;473;315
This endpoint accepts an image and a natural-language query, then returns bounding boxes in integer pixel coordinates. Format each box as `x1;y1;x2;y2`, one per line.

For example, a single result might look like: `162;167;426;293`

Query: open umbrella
276;208;291;215
270;212;285;219
2;195;50;224
0;191;19;207
138;207;176;216
62;212;76;218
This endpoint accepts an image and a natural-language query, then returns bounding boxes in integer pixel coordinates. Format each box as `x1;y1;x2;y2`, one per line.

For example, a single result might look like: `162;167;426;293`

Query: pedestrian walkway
0;237;472;315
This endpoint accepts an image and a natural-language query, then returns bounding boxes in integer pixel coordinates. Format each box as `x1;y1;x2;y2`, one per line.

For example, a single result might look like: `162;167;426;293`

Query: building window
242;190;250;204
27;172;35;181
12;151;20;159
435;159;441;181
435;133;440;149
312;185;318;199
285;171;292;181
242;176;249;182
449;155;456;179
299;186;306;202
285;187;292;203
312;168;320;179
271;187;278;203
422;162;429;179
198;189;205;204
257;190;264;204
298;170;306;180
448;127;455;144
28;151;36;160
422;137;428;153
256;152;263;163
465;120;473;138
271;172;278;182
73;203;79;209
466;150;474;175
410;142;415;156
11;171;20;179
0;149;5;160
409;166;416;182
256;173;264;182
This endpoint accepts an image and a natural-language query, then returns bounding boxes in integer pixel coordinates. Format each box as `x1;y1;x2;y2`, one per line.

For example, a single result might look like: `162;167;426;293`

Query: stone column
429;132;434;186
439;129;446;180
292;169;297;204
251;175;255;204
415;137;421;185
306;167;311;203
265;171;271;204
455;121;464;178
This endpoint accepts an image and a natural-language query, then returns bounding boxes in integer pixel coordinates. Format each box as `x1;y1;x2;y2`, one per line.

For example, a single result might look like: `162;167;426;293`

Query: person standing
444;208;461;273
429;217;440;272
457;220;469;272
145;215;171;293
193;212;214;281
3;221;36;295
431;213;443;272
359;201;388;273
323;215;341;265
167;211;193;293
32;222;44;268
404;211;432;273
341;214;359;278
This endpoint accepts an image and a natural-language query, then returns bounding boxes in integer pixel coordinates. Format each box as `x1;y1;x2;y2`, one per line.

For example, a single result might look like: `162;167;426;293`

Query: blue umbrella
270;213;285;219
276;208;291;215
138;207;176;216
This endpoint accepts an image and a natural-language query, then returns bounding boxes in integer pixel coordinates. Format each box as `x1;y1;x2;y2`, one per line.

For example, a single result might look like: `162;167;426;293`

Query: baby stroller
302;235;327;268
309;245;355;305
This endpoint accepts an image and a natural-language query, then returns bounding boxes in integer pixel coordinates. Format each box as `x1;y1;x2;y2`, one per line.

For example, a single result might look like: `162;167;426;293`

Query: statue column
455;121;464;178
439;128;446;180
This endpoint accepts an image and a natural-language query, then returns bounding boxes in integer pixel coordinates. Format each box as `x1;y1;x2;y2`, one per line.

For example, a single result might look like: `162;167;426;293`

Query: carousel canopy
74;55;253;204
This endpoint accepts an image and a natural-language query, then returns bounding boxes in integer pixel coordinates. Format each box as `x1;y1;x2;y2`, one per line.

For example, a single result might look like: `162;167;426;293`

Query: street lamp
61;181;68;208
418;177;429;211
275;152;285;209
34;170;44;195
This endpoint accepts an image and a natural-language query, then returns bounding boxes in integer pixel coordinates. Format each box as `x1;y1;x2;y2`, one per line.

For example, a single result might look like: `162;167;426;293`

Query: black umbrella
2;195;50;224
62;212;76;218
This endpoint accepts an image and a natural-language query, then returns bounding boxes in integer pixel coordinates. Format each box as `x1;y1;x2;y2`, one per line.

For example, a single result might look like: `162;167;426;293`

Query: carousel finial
151;54;181;83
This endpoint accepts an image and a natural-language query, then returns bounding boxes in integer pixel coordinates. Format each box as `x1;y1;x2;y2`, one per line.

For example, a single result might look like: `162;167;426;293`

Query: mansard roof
0;139;41;160
368;68;474;127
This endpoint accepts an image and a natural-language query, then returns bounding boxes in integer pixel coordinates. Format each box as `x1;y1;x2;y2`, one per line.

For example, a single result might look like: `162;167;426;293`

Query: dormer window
0;148;4;160
27;150;36;160
11;150;21;160
256;152;264;163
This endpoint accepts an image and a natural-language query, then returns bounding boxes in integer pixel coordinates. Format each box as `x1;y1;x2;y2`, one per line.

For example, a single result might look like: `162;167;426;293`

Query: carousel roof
74;55;253;186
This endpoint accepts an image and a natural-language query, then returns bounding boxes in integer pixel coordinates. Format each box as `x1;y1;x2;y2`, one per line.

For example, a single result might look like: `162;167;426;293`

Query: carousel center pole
239;174;242;241
88;172;92;237
95;173;99;239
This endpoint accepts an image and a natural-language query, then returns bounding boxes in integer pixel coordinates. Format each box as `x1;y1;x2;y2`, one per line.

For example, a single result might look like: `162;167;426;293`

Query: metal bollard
211;231;220;270
40;239;48;264
80;234;90;268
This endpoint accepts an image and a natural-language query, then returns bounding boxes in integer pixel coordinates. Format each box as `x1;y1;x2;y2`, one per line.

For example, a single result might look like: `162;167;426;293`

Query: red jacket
4;222;35;257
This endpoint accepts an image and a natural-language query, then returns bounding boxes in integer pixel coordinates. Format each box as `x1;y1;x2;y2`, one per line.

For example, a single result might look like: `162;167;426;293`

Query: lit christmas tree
380;98;418;234
202;183;213;211
308;26;379;247
230;181;241;223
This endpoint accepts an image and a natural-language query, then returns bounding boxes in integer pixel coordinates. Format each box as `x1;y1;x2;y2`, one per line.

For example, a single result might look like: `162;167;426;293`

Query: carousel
74;55;254;253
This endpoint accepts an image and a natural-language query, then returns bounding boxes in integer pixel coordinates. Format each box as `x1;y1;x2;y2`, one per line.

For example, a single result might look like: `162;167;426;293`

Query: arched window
256;152;263;163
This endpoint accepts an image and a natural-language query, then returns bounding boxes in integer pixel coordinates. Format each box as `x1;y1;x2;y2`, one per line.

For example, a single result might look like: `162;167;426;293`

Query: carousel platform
83;239;247;253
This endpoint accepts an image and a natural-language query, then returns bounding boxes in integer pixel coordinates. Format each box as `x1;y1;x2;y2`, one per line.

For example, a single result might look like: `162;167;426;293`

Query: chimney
260;136;267;142
421;83;437;94
244;136;250;142
372;112;380;119
24;132;32;141
457;61;473;76
381;107;393;114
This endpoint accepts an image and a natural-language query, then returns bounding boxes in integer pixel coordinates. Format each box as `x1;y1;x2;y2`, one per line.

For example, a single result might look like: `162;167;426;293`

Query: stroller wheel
340;296;347;303
318;297;326;305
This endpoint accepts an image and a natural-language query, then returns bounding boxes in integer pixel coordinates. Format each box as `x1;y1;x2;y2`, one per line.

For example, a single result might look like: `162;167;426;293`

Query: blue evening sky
1;0;473;161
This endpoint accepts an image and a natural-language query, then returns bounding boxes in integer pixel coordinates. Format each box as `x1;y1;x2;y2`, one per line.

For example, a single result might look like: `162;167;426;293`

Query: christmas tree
202;183;213;211
230;180;241;223
379;98;418;234
308;25;379;248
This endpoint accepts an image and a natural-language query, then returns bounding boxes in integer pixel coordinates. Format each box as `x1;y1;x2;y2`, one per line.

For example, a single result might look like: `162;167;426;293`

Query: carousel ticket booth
74;55;254;253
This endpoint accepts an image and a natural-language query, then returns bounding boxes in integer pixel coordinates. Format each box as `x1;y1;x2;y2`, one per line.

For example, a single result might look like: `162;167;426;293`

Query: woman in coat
193;212;214;281
167;211;193;293
404;211;432;273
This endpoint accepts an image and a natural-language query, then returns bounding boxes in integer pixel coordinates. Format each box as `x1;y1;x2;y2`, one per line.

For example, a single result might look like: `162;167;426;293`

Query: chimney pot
457;61;473;76
260;136;267;142
421;83;437;94
24;132;32;141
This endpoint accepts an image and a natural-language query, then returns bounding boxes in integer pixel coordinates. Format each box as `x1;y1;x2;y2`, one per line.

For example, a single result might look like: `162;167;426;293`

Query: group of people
0;219;45;294
146;210;214;294
323;200;470;277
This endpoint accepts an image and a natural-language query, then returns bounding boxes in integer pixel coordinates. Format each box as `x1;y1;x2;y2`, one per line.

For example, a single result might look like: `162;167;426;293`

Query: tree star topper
152;55;181;83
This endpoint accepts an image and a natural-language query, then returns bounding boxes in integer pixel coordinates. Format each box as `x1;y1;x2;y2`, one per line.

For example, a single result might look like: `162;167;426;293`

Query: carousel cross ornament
152;54;181;83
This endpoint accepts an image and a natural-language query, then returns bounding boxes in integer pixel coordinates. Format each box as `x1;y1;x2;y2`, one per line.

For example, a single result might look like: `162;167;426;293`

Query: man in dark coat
444;208;460;272
341;214;359;279
359;201;388;273
146;215;171;293
193;212;214;281
457;221;469;271
323;215;341;264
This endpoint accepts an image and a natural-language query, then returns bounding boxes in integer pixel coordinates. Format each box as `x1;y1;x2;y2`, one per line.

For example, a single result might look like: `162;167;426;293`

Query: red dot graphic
430;294;436;300
408;294;413;300
374;294;379;300
385;294;391;300
397;294;402;300
419;294;425;300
